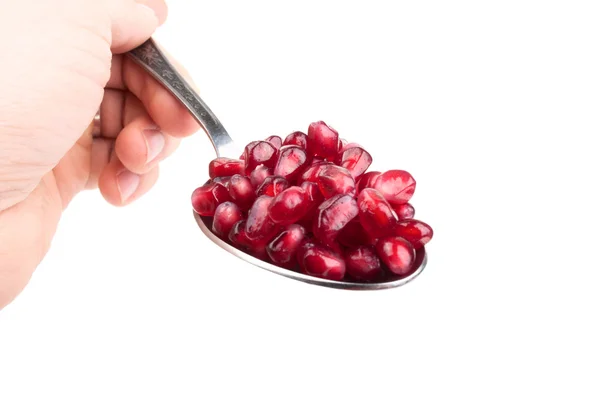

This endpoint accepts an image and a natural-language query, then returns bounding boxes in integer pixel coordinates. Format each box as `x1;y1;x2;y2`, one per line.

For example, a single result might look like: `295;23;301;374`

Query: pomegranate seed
268;186;310;225
356;171;381;192
283;131;308;149
345;246;383;282
245;195;279;243
209;157;245;179
392;203;415;220
357;188;397;239
313;194;359;246
228;174;256;211
300;244;346;281
376;237;416;277
338;219;373;248
316;164;356;198
373;170;416;204
249;166;273;188
341;142;362;151
228;220;252;250
336;147;372;179
299;161;331;183
393;219;433;249
256;176;290;197
265;135;282;149
266;224;306;268
212;202;243;238
307;121;339;161
274;145;309;181
213;176;232;188
296;237;317;265
243;140;278;173
191;182;232;216
300;181;324;216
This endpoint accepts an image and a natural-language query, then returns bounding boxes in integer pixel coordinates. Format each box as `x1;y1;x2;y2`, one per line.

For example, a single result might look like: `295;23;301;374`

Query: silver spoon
127;38;428;290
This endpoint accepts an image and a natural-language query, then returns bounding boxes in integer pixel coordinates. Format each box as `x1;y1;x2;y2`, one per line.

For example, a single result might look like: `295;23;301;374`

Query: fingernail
143;129;165;164
117;171;140;202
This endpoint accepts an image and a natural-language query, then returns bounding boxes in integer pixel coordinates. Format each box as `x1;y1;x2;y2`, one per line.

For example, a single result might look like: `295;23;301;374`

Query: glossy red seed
376;237;416;277
300;245;346;281
336;147;373;179
357;188;397;239
393;219;433;249
341;142;362;151
373;170;416;204
307;121;340;161
313;194;359;246
338;219;373;248
256;176;290;197
213;176;232;188
249;166;273;188
316;164;356;198
356;171;381;192
243;141;278;173
228;220;252;250
268;186;310;225
191;182;232;216
296;237;317;265
274;145;309;181
345;246;383;282
212;202;243;238
392;203;415;220
299;161;331;183
245;195;279;243
283;131;308;149
228;174;256;211
266;224;306;268
300;181;324;216
265;135;283;149
209;157;245;179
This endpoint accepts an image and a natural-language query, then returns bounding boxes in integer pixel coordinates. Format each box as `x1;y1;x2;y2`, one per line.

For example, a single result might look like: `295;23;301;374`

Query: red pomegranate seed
213;176;232;188
268;186;310;225
256;176;290;197
336;146;372;179
228;220;252;250
313;194;359;246
376;237;416;277
341;142;362;151
228;174;256;211
296;237;317;265
299;161;331;183
373;170;416;204
266;224;306;268
393;219;433;249
265;135;283;149
243;140;278;173
283;131;308;149
392;203;415;220
345;246;383;282
356;171;381;192
249;166;273;188
274;145;309;181
212;202;243;238
300;181;324;215
191;182;232;216
245;195;279;243
338;219;373;248
300;244;346;281
307;121;340;161
316;164;356;198
209;157;245;179
357;188;397;239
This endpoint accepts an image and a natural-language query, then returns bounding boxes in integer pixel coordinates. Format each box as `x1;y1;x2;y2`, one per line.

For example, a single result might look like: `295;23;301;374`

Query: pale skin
0;0;200;309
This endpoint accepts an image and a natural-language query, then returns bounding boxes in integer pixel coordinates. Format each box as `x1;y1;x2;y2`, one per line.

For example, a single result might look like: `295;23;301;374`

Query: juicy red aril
345;246;383;282
307;121;339;161
357;188;397;239
296;237;317;265
245;195;279;243
316;164;356;198
300;244;346;281
301;181;324;214
191;182;232;216
212;202;243;238
256;176;290;197
209;157;245;179
336;146;373;179
313;194;359;246
274;145;309;181
228;220;252;250
338;219;373;248
213;176;232;188
267;224;306;268
265;135;283;149
393;219;433;249
250;166;273;188
243;140;278;173
393;203;415;220
227;174;256;211
376;237;416;277
283;131;308;149
373;170;416;204
299;161;331;183
268;186;310;225
356;171;381;192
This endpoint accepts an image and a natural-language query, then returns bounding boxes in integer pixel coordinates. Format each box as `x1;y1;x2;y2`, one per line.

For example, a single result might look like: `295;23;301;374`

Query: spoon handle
127;38;234;156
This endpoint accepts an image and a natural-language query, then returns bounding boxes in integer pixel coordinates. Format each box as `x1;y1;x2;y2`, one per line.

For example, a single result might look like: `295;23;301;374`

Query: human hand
0;0;199;308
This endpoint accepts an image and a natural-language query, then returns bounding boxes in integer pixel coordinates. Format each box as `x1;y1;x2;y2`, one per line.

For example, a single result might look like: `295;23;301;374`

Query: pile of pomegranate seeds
192;121;433;283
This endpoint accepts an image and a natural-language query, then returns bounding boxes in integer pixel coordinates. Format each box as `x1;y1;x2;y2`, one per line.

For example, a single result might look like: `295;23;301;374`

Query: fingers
109;1;165;54
98;156;160;206
137;0;168;25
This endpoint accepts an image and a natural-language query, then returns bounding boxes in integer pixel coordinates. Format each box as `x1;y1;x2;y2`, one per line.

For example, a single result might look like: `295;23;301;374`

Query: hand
0;0;199;309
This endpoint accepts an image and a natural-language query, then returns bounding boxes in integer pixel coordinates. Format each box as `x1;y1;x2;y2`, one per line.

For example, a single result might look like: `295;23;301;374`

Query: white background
1;0;599;397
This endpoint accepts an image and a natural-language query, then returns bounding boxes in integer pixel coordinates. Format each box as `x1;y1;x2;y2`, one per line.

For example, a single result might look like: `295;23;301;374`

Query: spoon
127;38;427;290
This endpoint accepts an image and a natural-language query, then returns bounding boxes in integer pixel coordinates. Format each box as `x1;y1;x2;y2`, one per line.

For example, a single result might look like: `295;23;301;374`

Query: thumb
110;1;163;54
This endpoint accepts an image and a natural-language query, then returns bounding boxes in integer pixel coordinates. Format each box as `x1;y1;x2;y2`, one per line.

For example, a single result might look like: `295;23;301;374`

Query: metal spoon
127;38;428;290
